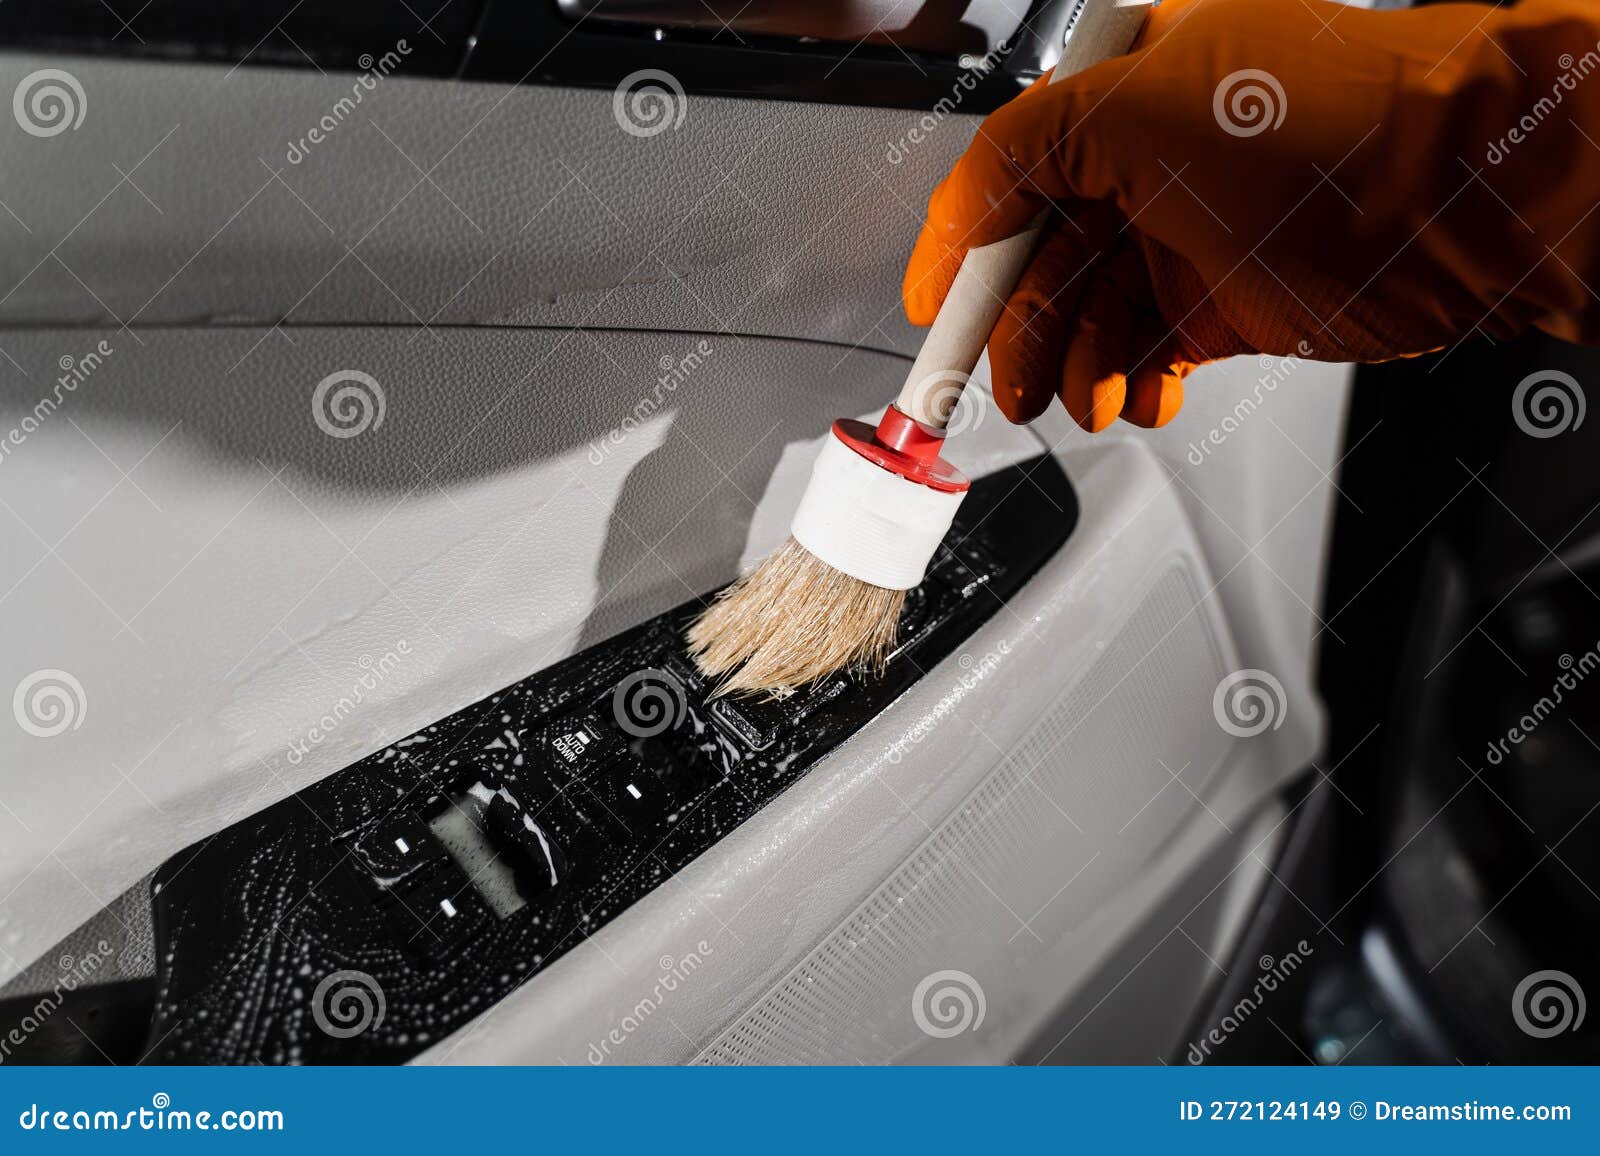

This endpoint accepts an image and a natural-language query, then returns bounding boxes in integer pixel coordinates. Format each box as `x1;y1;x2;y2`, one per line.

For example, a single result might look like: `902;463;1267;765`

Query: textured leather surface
0;54;976;356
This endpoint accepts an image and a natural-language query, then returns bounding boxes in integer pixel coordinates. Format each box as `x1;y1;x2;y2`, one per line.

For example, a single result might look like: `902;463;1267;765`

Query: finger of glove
988;206;1118;424
904;165;1050;326
1058;241;1155;432
1121;319;1195;429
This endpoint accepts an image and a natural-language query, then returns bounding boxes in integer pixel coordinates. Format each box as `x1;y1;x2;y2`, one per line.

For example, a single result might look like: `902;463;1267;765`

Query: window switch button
351;813;442;883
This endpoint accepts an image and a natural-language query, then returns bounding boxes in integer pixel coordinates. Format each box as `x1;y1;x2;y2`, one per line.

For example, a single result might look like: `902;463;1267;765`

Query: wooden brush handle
896;0;1153;429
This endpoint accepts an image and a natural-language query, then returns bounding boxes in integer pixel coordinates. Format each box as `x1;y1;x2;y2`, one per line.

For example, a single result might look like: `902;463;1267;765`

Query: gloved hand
903;0;1600;431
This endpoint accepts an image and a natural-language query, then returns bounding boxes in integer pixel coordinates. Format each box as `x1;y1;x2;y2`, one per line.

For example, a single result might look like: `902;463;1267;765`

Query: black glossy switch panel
144;455;1078;1063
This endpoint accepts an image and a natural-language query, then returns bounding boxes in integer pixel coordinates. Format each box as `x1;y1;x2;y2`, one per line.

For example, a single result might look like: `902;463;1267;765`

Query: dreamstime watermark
912;969;986;1038
0;940;117;1064
611;668;688;739
1185;941;1314;1063
586;941;713;1063
1213;69;1287;138
903;371;988;438
0;338;114;467
885;43;1008;164
285;641;411;765
17;1093;283;1132
285;41;412;164
885;715;938;767
311;969;386;1038
1212;668;1287;738
588;339;713;464
1487;41;1600;164
12;669;86;738
12;68;86;138
954;640;1011;685
1512;969;1586;1038
1484;647;1600;767
612;69;687;138
1511;369;1585;438
1186;340;1313;465
886;641;1011;765
312;368;387;438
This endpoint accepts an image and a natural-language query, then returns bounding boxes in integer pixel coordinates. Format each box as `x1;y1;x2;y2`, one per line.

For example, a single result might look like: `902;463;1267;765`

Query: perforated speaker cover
695;563;1230;1065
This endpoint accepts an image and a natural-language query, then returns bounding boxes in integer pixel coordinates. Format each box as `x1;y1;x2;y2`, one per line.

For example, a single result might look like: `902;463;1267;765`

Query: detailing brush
689;0;1153;697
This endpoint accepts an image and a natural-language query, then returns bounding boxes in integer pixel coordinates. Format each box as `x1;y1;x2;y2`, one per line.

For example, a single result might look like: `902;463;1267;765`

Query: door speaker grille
693;561;1231;1065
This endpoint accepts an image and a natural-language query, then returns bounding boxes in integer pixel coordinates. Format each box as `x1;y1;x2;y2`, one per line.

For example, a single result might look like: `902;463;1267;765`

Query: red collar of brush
830;405;970;494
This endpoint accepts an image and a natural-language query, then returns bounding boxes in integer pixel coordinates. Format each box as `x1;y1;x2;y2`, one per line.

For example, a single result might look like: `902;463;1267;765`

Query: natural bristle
687;538;905;698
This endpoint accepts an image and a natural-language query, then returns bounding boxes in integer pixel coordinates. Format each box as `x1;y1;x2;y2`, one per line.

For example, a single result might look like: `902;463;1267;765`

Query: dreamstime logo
1212;668;1286;738
611;669;687;738
1186;340;1313;465
1186;940;1314;1063
1212;69;1286;138
612;69;686;138
885;40;1008;163
16;1091;283;1131
0;939;116;1064
955;640;1010;681
886;641;1010;765
311;970;386;1038
1486;39;1600;164
1511;369;1585;438
12;669;86;738
312;369;386;438
912;969;986;1038
586;940;713;1064
13;69;86;138
1512;969;1586;1038
588;339;714;465
285;40;412;164
0;338;114;469
909;371;987;437
285;641;411;766
1484;646;1600;767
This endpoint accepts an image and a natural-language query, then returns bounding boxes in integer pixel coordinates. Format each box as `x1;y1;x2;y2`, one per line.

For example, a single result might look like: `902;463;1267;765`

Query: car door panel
0;44;1353;1065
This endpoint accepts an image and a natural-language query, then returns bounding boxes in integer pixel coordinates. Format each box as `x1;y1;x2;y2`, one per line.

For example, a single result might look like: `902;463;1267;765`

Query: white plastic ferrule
789;431;966;590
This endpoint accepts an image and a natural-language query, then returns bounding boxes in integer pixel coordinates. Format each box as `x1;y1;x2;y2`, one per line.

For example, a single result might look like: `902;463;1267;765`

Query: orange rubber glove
904;0;1600;431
